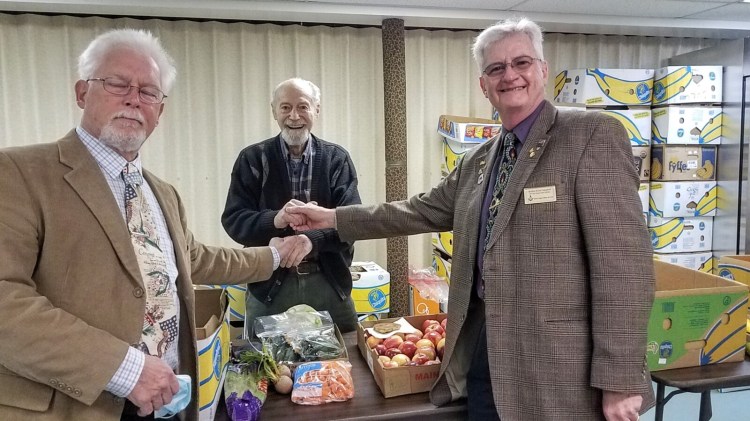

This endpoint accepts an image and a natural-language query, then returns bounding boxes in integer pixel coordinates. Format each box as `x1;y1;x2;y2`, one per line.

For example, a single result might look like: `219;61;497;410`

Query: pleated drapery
0;12;717;271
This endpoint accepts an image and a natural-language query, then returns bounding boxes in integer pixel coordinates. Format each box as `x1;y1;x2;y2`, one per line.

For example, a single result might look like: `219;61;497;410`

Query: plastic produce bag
291;361;354;405
224;364;268;421
408;266;449;304
251;305;345;365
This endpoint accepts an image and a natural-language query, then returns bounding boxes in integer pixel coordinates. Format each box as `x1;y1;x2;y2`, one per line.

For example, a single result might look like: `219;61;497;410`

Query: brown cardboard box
646;261;748;371
357;314;446;397
194;288;231;421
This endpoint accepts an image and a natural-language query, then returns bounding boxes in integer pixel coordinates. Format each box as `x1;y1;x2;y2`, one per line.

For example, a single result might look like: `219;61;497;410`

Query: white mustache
111;111;144;125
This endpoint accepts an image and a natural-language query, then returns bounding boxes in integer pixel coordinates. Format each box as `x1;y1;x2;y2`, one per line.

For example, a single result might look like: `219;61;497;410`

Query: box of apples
356;314;447;398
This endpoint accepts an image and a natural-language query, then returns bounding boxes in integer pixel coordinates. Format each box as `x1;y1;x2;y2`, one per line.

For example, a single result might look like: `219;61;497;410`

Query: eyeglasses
483;56;543;78
86;77;167;104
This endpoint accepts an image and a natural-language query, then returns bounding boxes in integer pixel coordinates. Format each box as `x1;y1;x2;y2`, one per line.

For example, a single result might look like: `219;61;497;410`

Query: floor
640;383;750;421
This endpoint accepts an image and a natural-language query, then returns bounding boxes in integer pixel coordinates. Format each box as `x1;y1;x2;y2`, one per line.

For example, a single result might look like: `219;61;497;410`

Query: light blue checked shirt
76;127;180;398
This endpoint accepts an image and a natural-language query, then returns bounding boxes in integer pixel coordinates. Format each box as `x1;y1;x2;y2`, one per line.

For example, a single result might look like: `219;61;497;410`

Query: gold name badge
524;186;557;204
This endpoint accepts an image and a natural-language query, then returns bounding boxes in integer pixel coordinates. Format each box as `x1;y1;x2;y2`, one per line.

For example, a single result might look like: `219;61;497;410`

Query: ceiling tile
683;2;750;19
514;0;725;18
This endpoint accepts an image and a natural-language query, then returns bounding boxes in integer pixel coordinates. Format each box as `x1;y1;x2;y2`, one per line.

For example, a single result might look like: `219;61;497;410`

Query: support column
381;18;409;317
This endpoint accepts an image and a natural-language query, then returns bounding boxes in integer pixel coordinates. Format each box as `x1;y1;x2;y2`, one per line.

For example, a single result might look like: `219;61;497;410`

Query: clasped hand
275;200;336;231
270;235;312;268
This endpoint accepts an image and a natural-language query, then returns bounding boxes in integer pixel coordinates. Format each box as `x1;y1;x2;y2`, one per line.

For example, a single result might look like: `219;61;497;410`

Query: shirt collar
279;135;313;164
76;126;143;180
504;102;545;146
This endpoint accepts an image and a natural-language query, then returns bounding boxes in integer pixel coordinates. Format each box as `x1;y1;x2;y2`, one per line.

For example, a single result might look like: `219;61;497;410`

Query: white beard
281;127;310;147
99;113;147;155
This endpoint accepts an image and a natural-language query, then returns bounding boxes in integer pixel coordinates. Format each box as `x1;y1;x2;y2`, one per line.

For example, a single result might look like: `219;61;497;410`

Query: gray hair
272;78;321;107
472;17;545;73
78;28;177;94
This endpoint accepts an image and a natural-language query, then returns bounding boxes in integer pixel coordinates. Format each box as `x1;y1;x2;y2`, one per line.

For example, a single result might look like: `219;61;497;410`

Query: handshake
268;199;337;268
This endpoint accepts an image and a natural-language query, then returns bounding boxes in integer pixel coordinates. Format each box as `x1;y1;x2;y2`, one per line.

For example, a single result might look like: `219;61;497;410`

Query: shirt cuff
105;347;145;398
270;246;281;270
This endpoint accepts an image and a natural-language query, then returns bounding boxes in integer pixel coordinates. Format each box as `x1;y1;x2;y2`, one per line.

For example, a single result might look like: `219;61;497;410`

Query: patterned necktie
122;163;178;358
484;131;518;251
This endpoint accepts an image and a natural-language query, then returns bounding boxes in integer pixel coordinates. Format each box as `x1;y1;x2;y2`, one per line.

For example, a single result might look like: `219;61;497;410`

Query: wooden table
651;355;750;421
215;331;467;420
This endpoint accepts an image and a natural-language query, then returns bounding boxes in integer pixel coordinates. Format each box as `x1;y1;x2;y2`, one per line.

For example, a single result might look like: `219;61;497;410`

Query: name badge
524;186;557;204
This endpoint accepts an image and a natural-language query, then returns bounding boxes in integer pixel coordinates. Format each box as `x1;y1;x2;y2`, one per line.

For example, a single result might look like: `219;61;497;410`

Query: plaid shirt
279;137;315;202
76;127;180;397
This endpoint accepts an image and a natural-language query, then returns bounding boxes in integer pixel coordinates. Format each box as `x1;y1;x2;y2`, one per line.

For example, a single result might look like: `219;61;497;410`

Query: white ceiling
2;0;750;38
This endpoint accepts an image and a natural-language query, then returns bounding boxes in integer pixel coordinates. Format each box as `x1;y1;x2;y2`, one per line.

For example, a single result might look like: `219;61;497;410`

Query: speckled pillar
382;18;409;318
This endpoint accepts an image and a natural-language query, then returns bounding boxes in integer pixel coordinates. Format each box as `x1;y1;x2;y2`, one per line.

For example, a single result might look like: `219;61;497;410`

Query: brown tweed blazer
337;101;655;420
0;131;274;421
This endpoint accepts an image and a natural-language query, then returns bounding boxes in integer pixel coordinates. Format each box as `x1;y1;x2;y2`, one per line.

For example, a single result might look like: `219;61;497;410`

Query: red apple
424;324;445;336
412;352;430;365
440;318;447;330
436;337;445;359
413;329;423;338
422;319;439;332
415;339;434;350
417;346;436;360
366;335;383;349
383;361;399;368
374;344;387;356
385;347;403;358
391;353;411;366
377;355;391;367
424;331;443;347
404;333;422;343
383;335;404;350
398;340;418;358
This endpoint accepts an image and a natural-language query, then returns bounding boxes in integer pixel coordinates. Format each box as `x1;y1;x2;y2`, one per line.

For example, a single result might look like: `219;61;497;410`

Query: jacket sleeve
576;115;655;394
221;147;291;247
304;147;362;255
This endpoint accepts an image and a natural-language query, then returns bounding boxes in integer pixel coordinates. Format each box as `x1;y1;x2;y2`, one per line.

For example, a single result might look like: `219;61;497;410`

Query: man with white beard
0;29;306;420
222;78;362;333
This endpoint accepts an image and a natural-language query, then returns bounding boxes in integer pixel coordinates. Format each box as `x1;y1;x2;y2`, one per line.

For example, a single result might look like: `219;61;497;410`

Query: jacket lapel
58;131;144;287
485;101;557;250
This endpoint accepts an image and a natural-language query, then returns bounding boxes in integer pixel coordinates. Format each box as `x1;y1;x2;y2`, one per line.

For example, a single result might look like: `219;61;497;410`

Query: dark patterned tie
484;131;517;251
122;164;177;358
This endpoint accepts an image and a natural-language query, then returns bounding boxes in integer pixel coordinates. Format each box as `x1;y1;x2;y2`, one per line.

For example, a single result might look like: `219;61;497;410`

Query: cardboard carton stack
432;116;502;314
649;66;722;273
553;68;654;221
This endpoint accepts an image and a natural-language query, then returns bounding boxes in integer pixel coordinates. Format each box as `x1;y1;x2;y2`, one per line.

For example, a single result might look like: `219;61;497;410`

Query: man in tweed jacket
286;17;655;421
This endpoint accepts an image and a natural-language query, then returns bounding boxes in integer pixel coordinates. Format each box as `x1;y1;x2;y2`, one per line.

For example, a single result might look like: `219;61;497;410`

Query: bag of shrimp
290;360;355;405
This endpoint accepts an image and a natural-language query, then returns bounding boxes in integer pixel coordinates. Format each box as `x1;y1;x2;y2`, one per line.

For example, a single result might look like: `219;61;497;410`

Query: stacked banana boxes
716;255;750;355
553;68;654;219
432;115;502;314
649;66;722;272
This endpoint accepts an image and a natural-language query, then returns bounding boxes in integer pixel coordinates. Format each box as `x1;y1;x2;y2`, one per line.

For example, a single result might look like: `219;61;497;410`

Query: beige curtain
0;12;717;269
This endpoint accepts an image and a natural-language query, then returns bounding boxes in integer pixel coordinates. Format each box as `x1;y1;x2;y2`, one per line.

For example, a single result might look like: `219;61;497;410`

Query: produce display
364;317;447;368
224;304;350;420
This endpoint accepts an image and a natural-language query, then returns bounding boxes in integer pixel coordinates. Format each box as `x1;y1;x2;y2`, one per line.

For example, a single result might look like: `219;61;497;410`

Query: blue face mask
155;374;192;419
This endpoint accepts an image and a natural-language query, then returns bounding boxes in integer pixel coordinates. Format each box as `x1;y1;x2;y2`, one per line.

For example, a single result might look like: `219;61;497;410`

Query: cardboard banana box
553;68;654;107
646;261;748;371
